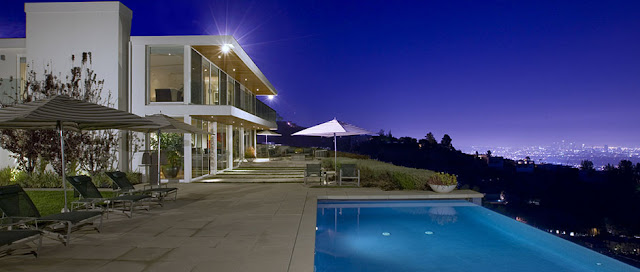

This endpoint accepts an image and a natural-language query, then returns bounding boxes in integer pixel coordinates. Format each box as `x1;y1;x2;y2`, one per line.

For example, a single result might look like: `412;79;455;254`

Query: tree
580;160;594;172
0;52;119;174
486;150;492;157
425;132;437;145
441;134;452;149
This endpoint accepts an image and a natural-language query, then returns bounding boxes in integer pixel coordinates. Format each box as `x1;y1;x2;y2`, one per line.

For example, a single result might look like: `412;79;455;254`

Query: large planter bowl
429;184;456;193
162;166;180;178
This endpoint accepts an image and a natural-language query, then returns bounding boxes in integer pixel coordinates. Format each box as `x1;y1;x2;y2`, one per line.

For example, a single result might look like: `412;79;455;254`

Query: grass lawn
25;190;117;216
323;157;437;190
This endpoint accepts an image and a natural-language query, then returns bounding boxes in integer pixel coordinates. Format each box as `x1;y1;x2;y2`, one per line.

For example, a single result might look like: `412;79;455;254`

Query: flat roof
0;38;26;49
131;35;277;96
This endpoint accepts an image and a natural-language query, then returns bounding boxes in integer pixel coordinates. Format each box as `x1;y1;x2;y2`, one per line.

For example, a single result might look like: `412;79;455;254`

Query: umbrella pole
57;121;68;212
157;129;161;186
334;133;337;170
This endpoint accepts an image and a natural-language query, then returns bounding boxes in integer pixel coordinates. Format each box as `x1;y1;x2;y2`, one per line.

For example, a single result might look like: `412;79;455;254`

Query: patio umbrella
129;114;211;185
292;118;371;169
257;130;281;144
0;95;157;212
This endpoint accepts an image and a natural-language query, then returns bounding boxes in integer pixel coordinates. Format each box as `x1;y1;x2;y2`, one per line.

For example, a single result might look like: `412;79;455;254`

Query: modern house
0;1;278;182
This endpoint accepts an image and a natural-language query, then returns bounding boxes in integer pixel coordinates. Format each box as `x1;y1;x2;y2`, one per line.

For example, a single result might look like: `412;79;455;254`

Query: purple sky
2;0;639;147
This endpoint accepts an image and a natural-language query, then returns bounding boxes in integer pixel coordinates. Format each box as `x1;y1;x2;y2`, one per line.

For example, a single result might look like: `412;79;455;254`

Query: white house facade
0;1;278;182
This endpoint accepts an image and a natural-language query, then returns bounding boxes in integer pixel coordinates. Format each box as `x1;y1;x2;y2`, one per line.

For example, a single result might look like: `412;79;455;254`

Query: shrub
126;171;143;185
0;167;14;186
245;146;256;159
91;172;113;188
426;172;457;186
323;157;435;191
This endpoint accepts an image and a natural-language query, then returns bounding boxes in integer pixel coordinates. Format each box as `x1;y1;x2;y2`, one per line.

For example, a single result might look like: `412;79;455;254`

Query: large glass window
216;123;227;170
234;81;241;109
148;46;184;102
233;127;240;167
219;71;227;105
208;65;219;105
191;49;203;105
191;118;211;177
227;78;234;107
19;57;26;101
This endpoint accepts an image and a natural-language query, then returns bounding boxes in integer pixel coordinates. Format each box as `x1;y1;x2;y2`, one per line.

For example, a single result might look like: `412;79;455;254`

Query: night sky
2;0;639;148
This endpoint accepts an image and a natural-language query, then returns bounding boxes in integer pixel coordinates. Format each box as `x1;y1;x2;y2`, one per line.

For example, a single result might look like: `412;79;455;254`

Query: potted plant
426;172;457;193
245;146;256;162
151;133;184;179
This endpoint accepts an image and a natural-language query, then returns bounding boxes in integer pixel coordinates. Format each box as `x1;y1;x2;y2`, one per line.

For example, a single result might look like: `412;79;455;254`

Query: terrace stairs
197;158;318;183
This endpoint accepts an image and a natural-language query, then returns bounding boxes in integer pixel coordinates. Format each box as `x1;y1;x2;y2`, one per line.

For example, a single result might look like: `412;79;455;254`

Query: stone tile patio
0;183;482;271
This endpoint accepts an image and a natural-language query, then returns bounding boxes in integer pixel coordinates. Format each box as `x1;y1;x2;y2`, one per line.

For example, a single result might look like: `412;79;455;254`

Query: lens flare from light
221;44;233;53
268;95;274;100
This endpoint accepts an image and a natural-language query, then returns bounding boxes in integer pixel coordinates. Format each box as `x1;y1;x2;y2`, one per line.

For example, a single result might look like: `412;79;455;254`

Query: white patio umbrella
129;114;211;185
0;95;157;212
292;118;371;169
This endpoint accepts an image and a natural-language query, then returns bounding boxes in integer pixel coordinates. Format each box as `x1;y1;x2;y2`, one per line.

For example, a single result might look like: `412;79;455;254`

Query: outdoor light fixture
232;68;236;71
221;44;233;53
268;95;274;100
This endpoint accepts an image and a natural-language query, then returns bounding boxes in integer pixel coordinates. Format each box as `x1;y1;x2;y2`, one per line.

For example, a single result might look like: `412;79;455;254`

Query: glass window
191;49;203;105
216;123;227;170
233;126;240;166
219;71;227;105
227;78;234;107
209;66;219;105
191;118;211;177
203;62;210;105
148;46;184;102
19;57;26;101
234;81;241;109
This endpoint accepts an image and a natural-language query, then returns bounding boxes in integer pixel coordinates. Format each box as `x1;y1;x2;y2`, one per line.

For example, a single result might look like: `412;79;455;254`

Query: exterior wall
0;40;26;168
24;2;133;170
0;39;26;104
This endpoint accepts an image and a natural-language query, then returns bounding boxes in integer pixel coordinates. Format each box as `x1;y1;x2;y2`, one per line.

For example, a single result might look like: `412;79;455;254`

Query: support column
226;124;233;170
239;127;245;162
118;131;129;172
252;129;257;151
183;115;192;182
212;121;217;174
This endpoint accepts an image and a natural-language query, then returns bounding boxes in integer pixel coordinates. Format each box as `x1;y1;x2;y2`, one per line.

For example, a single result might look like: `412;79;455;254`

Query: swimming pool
315;200;638;272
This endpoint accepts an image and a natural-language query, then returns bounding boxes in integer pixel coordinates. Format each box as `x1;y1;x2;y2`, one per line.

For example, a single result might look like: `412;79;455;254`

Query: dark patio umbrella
0;95;157;211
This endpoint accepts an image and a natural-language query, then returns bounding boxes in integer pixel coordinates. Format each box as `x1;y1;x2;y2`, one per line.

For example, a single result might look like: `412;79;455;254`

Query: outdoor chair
0;184;102;245
105;171;178;205
304;163;324;185
0;229;42;258
339;164;360;186
66;175;152;218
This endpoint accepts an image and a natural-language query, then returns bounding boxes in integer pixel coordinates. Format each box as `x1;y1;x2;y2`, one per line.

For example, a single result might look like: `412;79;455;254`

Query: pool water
315;200;638;272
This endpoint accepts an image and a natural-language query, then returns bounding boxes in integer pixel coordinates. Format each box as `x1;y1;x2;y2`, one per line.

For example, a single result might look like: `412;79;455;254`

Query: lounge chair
0;229;42;258
339;164;360;186
105;171;178;205
66;175;152;218
0;184;102;245
304;163;324;185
